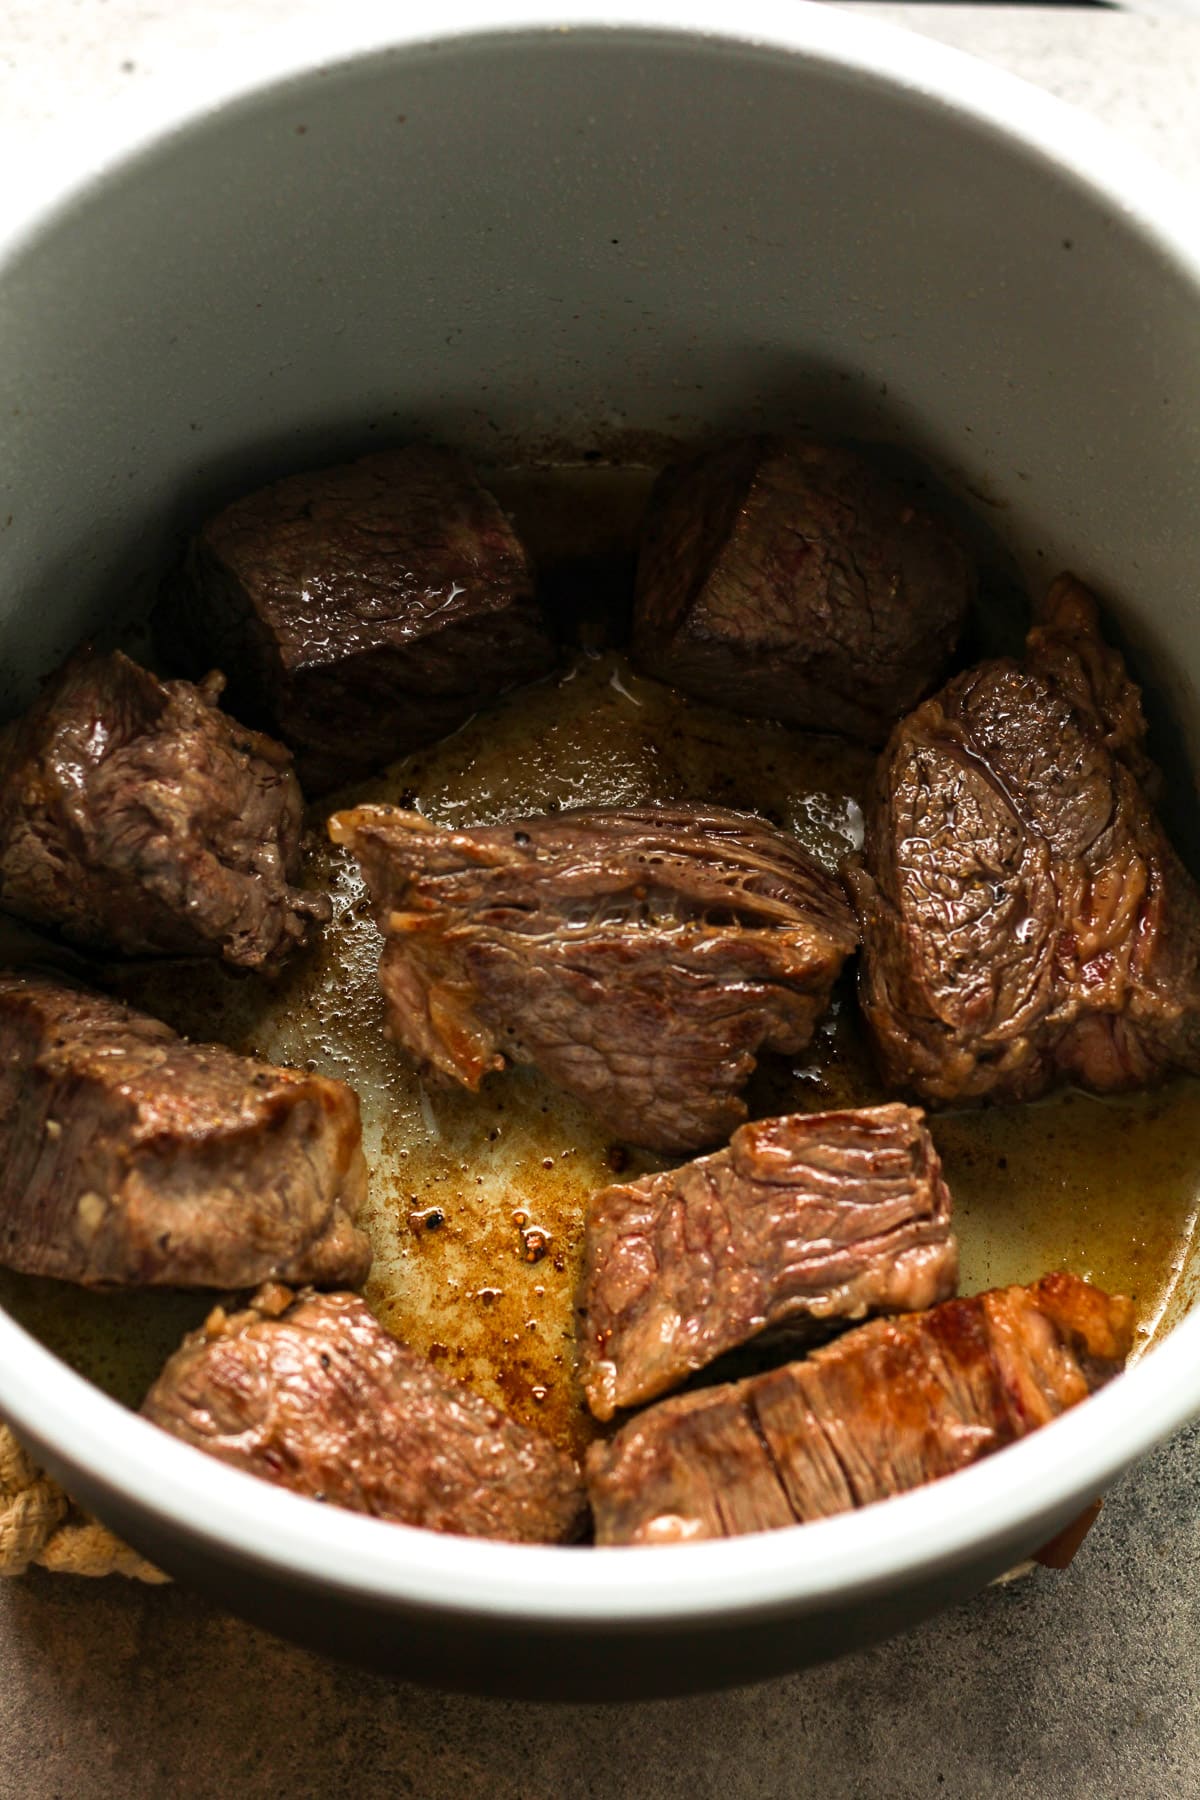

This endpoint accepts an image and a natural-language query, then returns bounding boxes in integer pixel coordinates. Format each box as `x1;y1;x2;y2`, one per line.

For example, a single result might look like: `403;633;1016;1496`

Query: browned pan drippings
1;464;1197;1462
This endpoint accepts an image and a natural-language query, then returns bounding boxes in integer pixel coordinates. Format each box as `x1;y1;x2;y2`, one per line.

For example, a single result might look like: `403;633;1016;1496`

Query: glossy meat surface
632;438;973;742
848;576;1200;1104
587;1272;1133;1544
178;447;556;791
580;1103;958;1419
0;971;370;1289
330;801;858;1153
0;650;325;971
143;1286;588;1543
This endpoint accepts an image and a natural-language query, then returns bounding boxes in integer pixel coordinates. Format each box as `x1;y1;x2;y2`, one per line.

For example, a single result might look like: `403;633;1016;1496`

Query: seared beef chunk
587;1272;1131;1544
580;1103;957;1419
0;650;326;971
849;576;1200;1104
143;1285;588;1543
0;970;370;1289
632;439;973;742
178;447;556;792
329;802;858;1154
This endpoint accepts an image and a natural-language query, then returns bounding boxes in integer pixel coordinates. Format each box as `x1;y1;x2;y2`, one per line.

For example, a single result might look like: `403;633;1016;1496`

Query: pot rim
2;0;1200;1627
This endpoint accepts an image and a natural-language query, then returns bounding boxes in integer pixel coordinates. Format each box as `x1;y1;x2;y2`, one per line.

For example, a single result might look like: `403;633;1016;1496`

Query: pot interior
1;19;1199;1467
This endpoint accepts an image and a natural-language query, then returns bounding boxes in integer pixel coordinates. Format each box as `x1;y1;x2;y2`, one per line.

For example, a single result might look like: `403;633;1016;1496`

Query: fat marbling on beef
175;446;556;792
0;650;327;971
632;438;974;742
328;802;859;1154
580;1103;958;1420
142;1285;588;1544
848;575;1200;1104
0;970;370;1288
587;1272;1132;1545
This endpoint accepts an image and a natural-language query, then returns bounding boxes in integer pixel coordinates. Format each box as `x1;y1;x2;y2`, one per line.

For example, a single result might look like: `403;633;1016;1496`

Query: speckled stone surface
2;7;1200;1796
2;1421;1199;1797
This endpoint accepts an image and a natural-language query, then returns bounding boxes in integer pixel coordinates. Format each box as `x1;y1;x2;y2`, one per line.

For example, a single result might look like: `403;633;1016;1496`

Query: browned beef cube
632;439;973;742
847;576;1200;1104
580;1103;957;1419
587;1273;1132;1545
0;970;370;1289
142;1286;588;1543
180;447;556;792
0;650;326;972
329;802;858;1154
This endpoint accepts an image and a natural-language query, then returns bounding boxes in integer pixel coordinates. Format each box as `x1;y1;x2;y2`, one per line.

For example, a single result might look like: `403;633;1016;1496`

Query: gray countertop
2;7;1200;1796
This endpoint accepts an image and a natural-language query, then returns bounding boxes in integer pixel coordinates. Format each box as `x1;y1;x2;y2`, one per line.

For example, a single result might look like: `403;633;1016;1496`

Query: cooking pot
1;0;1199;1701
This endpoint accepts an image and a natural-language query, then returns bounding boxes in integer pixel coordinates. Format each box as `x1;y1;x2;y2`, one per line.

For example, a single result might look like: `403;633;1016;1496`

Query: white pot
2;1;1199;1698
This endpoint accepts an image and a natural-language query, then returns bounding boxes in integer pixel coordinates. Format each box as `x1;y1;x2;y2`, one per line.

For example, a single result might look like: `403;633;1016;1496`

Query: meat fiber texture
175;446;557;793
632;438;973;742
143;1285;588;1544
0;649;327;972
329;801;859;1155
580;1103;958;1419
0;970;370;1289
587;1272;1133;1545
848;575;1200;1104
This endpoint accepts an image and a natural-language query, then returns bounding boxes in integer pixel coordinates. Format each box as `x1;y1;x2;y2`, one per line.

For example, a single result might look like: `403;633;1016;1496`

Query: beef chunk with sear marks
580;1102;958;1419
175;447;556;792
329;802;858;1154
143;1285;588;1544
632;439;973;742
0;650;327;972
587;1272;1132;1544
0;970;370;1289
848;575;1200;1104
